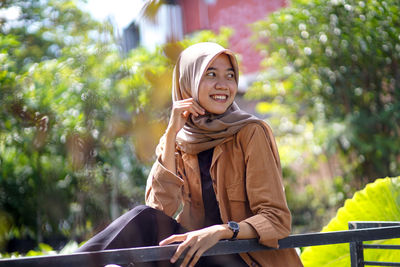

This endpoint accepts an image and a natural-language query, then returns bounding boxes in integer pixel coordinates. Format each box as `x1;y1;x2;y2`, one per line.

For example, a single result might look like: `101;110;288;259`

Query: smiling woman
76;42;303;267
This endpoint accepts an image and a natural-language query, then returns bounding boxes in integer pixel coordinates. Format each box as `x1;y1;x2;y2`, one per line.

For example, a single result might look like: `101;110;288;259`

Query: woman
77;42;303;267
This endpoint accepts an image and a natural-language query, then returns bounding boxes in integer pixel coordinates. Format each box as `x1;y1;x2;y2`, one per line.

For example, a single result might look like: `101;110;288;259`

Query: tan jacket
146;122;303;267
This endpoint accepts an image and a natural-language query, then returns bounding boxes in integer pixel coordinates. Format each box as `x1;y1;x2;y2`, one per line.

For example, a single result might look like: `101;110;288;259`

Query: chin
203;102;233;115
209;108;228;115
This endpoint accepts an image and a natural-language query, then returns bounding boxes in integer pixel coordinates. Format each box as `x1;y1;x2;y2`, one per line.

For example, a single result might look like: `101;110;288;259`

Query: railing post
350;241;364;267
348;221;400;267
348;222;364;267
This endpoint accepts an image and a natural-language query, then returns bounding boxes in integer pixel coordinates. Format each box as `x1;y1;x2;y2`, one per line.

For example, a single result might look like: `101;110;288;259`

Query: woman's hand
167;98;205;135
159;224;231;267
161;98;205;175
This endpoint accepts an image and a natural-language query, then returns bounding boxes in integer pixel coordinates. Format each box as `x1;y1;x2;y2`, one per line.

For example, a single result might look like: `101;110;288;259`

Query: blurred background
0;0;399;263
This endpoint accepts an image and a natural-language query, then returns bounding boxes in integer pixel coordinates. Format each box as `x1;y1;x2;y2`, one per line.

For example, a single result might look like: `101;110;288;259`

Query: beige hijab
172;42;262;154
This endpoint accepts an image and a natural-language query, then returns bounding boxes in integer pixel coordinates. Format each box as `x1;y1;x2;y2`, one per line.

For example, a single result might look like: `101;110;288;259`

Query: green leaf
301;177;400;266
38;243;53;252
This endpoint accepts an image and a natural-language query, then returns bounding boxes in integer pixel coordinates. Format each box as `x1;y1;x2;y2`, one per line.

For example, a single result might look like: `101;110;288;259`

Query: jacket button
251;262;258;267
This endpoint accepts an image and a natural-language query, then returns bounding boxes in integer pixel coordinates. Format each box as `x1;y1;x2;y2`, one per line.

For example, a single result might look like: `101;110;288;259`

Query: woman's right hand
161;98;204;174
167;98;205;135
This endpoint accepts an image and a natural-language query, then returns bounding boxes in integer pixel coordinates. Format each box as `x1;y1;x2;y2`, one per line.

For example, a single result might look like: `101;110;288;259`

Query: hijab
172;42;262;154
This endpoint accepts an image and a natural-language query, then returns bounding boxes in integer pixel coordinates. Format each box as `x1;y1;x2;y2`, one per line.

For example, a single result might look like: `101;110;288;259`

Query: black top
197;147;223;227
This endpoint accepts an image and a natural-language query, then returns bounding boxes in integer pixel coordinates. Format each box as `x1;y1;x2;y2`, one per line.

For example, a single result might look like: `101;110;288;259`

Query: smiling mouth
210;94;228;101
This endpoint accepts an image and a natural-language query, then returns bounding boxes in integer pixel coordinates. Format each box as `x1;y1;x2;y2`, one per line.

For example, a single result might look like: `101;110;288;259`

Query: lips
210;94;228;101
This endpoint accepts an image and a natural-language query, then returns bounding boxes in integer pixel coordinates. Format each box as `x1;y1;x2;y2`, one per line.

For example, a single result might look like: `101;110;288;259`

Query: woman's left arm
242;122;292;248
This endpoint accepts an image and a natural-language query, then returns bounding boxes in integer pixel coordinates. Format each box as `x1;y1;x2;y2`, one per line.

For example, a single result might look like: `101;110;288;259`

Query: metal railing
1;222;400;267
349;221;400;267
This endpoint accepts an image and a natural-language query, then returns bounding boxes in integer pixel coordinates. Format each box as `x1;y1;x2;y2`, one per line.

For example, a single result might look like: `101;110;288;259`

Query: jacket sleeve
145;153;184;217
242;123;292;248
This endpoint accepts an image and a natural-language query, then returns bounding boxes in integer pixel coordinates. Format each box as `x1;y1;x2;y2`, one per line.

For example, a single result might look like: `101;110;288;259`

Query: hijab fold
171;42;262;154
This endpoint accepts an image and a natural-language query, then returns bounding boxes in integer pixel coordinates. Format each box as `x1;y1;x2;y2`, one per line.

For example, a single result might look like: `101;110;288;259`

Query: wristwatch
227;221;240;240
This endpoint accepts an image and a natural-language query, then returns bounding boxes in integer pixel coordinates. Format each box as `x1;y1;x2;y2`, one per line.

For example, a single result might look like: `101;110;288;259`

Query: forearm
160;128;178;175
145;154;184;216
159;221;259;267
218;221;258;240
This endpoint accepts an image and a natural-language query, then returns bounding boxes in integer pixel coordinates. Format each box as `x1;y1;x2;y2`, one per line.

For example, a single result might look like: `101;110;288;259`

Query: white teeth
212;95;227;100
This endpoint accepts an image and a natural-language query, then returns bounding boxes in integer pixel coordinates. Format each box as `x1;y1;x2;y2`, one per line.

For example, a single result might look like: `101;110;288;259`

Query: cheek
198;94;207;108
197;89;208;107
230;84;238;98
198;82;210;100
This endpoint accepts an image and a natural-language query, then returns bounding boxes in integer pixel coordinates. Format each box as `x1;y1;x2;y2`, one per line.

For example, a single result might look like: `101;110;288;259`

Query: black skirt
76;205;248;267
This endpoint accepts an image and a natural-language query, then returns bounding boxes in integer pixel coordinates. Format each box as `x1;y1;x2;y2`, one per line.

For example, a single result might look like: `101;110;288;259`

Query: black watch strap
228;221;240;240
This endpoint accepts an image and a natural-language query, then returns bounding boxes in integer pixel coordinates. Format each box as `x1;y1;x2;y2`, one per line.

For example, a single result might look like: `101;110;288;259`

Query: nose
215;78;229;90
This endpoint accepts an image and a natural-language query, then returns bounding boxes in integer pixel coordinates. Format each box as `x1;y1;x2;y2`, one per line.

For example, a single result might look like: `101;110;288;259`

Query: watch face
228;221;239;231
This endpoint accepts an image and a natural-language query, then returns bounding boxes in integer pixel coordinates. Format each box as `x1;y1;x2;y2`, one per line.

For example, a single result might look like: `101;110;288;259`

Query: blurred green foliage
0;0;232;254
249;0;400;232
251;0;400;181
0;0;149;251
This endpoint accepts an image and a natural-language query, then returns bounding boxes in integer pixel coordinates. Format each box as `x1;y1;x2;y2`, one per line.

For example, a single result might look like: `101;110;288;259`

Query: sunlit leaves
251;0;400;181
1;0;149;249
162;41;184;63
132;112;167;163
301;177;400;266
145;68;172;109
0;0;242;255
140;0;164;24
0;211;12;250
66;133;95;170
0;0;234;251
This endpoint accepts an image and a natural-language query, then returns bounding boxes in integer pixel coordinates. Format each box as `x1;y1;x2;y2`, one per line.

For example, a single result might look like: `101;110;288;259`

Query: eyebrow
207;67;235;72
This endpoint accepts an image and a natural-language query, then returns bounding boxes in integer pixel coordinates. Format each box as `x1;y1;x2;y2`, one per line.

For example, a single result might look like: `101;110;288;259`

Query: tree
0;0;232;253
251;0;400;184
0;0;151;251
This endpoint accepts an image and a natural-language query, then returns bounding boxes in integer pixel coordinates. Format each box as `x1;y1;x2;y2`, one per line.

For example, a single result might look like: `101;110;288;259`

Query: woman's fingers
159;234;200;266
168;98;205;134
172;237;196;264
182;111;190;118
190;250;205;267
188;100;205;115
159;234;185;246
159;234;191;264
160;225;223;267
183;245;206;267
174;98;205;117
179;239;210;267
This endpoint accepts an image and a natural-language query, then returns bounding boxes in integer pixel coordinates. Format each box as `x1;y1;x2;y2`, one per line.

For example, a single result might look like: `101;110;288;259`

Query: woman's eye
206;72;216;77
227;73;235;78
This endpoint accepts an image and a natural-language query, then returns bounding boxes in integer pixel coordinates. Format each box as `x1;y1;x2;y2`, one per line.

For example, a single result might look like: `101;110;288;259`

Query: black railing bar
277;225;400;248
364;244;400;249
349;221;400;229
1;225;400;267
364;261;400;266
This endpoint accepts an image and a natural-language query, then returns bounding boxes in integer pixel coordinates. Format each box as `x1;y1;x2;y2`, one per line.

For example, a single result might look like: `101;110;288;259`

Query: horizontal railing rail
1;224;400;267
349;221;400;267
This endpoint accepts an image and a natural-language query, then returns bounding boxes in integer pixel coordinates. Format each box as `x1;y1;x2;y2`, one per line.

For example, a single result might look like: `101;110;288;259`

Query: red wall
178;0;287;74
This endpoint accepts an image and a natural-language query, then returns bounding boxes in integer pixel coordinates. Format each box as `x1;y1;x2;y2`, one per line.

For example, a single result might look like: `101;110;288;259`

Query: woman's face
198;54;238;114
